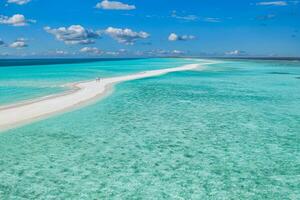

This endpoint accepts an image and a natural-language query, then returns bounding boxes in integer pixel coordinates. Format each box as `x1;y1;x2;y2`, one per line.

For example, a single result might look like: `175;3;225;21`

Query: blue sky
0;0;299;57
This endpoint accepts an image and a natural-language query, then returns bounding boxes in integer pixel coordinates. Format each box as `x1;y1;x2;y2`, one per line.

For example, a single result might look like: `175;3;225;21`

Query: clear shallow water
0;58;197;105
0;59;299;199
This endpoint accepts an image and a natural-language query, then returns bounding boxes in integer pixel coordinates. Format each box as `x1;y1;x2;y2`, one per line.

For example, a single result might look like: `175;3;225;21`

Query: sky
0;0;299;58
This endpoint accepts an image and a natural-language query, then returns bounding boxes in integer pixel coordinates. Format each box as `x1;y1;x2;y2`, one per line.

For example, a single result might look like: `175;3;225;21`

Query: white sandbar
0;63;204;131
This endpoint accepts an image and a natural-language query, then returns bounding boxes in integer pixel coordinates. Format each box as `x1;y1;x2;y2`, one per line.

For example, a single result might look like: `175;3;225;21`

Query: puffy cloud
7;0;31;5
256;1;288;6
44;25;101;45
168;33;195;41
225;50;247;56
172;50;185;54
0;14;35;26
80;47;102;54
10;38;28;48
105;27;149;45
168;33;179;41
96;0;135;10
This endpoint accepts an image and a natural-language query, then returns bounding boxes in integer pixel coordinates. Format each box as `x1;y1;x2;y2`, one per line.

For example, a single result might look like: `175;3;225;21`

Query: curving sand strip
0;63;206;131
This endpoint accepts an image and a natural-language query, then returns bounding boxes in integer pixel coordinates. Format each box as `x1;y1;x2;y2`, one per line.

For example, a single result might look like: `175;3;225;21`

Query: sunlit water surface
0;58;299;199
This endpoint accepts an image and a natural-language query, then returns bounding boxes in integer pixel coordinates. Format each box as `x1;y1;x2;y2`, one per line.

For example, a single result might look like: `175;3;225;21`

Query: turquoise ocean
0;58;299;199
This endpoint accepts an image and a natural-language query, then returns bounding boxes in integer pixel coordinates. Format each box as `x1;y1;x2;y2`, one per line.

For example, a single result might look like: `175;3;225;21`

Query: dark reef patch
268;72;291;75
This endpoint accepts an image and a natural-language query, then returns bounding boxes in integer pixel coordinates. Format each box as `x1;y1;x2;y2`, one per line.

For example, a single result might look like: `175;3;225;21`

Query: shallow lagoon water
0;58;196;105
0;58;299;199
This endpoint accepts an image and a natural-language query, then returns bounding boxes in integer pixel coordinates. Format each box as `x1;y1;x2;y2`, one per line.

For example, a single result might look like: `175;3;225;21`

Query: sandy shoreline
0;63;208;132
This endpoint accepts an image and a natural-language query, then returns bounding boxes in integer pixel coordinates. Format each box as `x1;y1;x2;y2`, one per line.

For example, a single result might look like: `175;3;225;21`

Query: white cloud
7;0;31;5
80;47;121;56
105;51;120;56
225;50;247;56
204;17;221;23
171;11;221;23
44;50;74;56
168;33;178;41
256;14;276;20
55;50;68;55
118;49;127;53
0;14;35;26
44;25;101;45
96;0;135;10
139;49;186;56
105;27;149;45
172;50;185;54
80;47;102;54
257;1;288;6
168;33;195;41
171;11;198;21
10;38;28;48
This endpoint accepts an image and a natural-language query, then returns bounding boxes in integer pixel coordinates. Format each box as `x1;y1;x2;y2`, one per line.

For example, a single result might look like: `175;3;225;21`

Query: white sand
0;63;204;131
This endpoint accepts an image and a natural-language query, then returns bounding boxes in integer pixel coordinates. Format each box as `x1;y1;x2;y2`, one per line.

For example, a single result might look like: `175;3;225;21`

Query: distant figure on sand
96;77;101;82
